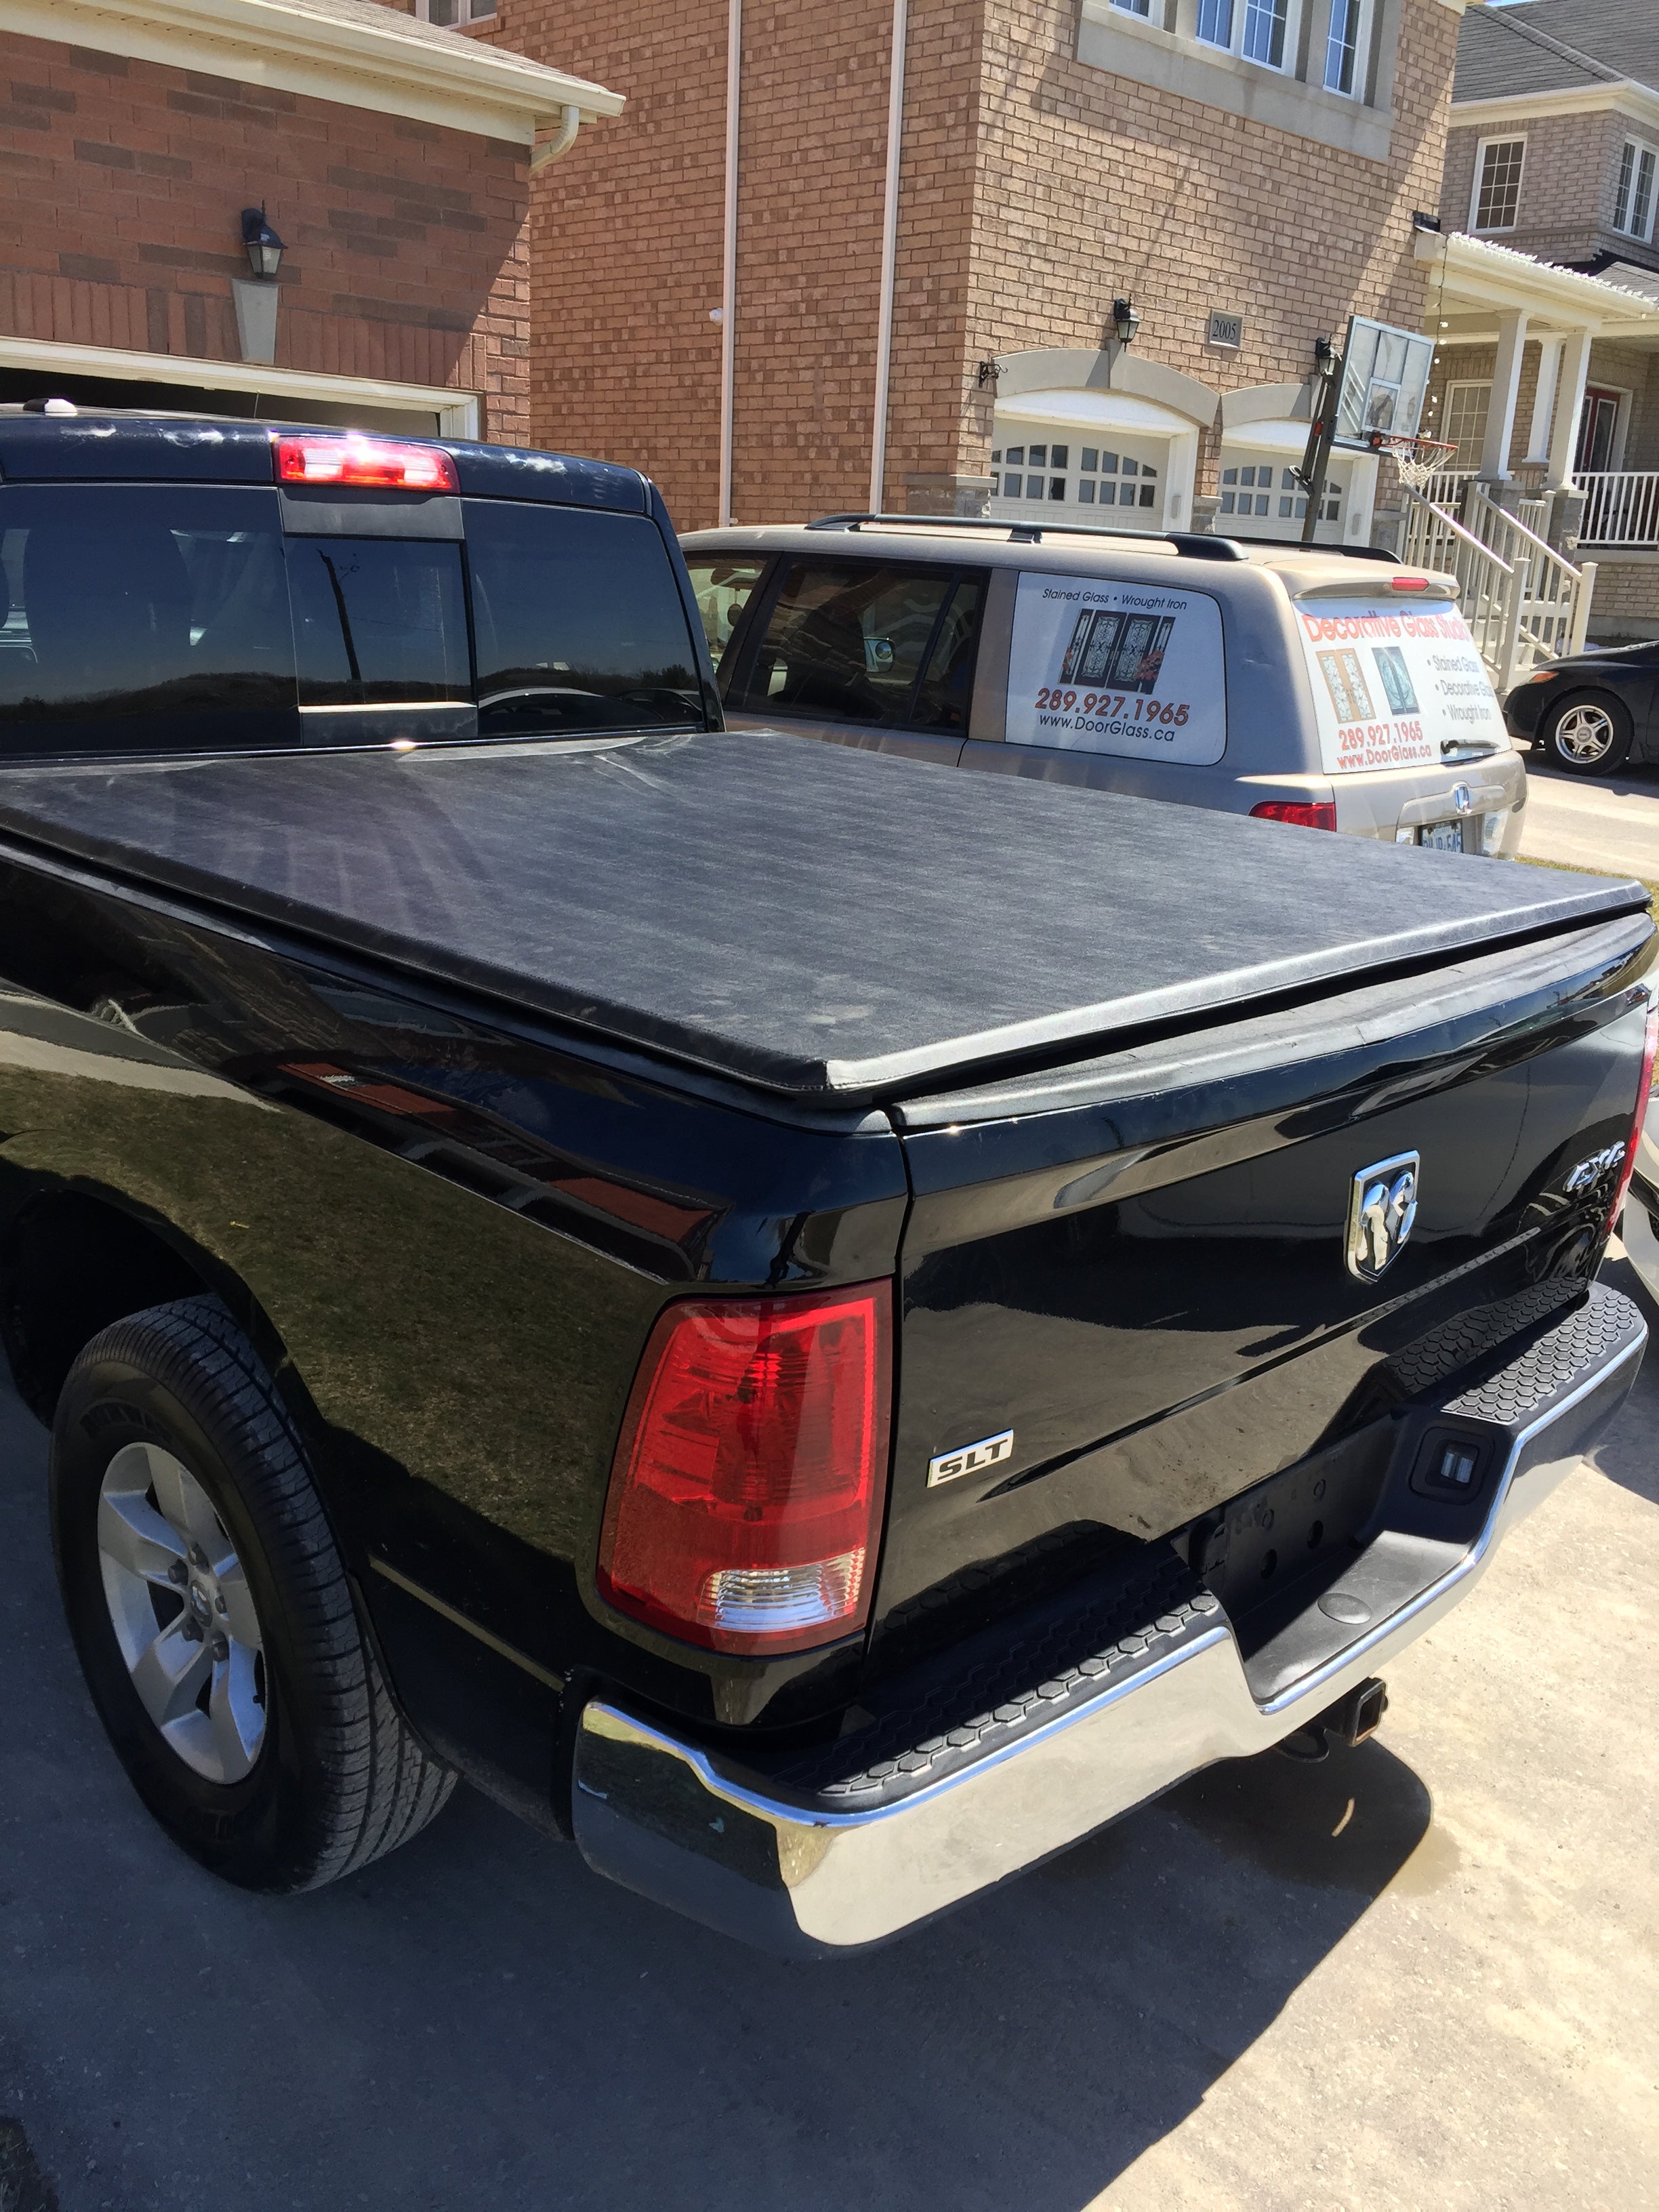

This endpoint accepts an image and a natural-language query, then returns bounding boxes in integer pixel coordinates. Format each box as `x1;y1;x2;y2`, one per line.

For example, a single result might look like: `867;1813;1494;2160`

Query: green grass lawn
1511;850;1659;907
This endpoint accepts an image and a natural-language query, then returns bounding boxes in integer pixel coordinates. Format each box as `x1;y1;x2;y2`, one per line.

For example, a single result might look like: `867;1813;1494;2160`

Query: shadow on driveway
1;1378;1434;2212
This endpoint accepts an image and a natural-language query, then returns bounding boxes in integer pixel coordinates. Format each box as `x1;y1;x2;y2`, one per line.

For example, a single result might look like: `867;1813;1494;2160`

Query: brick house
1427;0;1659;641
0;0;619;440
474;0;1469;542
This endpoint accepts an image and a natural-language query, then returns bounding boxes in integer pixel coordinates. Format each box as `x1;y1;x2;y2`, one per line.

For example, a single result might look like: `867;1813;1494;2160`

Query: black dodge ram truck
0;411;1651;1955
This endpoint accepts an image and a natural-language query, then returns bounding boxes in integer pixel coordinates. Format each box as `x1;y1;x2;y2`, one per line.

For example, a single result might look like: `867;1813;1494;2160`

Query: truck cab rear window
466;504;703;737
288;538;470;710
0;485;296;756
0;483;706;759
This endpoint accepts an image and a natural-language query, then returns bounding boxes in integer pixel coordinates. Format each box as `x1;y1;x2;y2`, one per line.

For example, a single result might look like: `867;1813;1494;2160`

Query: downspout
530;103;583;173
718;0;741;526
868;0;907;514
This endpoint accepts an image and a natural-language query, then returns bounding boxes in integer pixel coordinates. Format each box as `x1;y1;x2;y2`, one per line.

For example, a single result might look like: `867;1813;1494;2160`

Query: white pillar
1164;428;1198;529
1548;329;1594;489
1525;335;1564;464
1478;308;1528;484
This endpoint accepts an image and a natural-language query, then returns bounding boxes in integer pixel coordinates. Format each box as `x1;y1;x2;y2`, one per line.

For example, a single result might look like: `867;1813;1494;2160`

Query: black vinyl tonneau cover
0;731;1639;1101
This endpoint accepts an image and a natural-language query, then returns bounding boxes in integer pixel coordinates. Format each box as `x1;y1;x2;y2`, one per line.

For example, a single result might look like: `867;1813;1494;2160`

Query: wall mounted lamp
1313;334;1335;371
241;206;285;281
1111;298;1141;347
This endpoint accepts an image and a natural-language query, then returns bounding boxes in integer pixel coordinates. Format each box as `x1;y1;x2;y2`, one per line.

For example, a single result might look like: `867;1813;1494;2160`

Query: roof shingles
1454;1;1659;104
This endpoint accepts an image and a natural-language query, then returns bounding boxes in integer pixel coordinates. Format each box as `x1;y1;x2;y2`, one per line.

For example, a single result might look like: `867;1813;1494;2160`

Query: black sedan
1504;641;1659;775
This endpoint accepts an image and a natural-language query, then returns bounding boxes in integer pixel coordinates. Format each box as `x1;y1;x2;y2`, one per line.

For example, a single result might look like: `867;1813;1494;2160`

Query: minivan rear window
0;485;296;756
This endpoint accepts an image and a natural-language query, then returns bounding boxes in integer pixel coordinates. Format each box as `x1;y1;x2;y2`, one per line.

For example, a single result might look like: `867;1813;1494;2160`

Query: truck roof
0;733;1637;1102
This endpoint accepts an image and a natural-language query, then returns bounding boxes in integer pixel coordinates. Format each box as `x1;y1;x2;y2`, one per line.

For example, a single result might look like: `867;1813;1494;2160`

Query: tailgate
869;912;1654;1662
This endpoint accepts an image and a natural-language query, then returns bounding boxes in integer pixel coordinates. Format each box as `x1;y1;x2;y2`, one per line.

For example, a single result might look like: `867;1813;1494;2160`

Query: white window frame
1469;136;1525;234
1109;0;1153;14
1322;0;1372;98
413;0;497;23
1193;0;1301;75
1613;137;1659;245
1441;380;1491;465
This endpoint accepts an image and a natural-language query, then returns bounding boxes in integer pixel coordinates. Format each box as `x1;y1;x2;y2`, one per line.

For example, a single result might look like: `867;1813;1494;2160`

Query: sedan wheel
96;1441;266;1784
1542;692;1633;775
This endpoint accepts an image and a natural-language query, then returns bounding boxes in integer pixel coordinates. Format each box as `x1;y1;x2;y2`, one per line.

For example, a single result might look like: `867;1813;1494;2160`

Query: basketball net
1368;432;1458;497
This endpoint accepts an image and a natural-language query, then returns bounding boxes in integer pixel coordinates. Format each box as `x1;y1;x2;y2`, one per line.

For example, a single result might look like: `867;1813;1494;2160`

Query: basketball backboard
1331;316;1436;450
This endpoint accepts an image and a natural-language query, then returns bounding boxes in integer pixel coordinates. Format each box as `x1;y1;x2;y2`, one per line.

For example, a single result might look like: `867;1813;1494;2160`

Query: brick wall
1443;108;1658;272
951;0;1458;501
0;30;531;438
482;0;1457;523
1581;556;1659;639
476;0;983;528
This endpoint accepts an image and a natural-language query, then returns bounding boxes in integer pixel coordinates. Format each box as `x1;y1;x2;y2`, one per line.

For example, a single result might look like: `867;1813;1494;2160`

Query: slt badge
927;1429;1015;1488
1346;1151;1420;1283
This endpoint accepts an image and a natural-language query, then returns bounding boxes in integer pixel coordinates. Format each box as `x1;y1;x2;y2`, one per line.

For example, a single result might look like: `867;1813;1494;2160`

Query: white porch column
1524;335;1564;464
1478;308;1528;483
1547;329;1594;488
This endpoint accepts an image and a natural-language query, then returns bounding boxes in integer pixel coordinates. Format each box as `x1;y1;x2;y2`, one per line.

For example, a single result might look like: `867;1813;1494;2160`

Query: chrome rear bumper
572;1287;1643;1957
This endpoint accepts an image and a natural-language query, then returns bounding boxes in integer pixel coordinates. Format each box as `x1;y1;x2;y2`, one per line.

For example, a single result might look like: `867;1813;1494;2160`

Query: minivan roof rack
1221;532;1401;563
804;512;1248;562
802;512;1402;563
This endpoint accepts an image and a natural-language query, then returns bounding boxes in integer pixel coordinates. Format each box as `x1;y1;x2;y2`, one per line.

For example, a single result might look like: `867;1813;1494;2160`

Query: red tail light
597;1282;893;1655
1250;801;1338;832
1610;997;1659;1235
274;432;458;493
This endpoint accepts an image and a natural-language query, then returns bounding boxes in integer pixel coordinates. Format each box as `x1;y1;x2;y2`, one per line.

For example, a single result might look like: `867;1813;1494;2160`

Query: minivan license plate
1420;821;1465;853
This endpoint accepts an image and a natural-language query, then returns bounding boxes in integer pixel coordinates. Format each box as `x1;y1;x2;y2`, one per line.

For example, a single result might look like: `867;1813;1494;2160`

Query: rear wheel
52;1296;455;1891
1540;691;1633;775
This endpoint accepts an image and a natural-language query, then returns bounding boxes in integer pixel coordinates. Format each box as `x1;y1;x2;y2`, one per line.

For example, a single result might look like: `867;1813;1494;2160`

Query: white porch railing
1575;471;1659;547
1401;483;1595;689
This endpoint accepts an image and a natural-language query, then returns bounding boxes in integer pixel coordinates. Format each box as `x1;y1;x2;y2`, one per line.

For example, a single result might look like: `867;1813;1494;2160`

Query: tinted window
287;537;469;708
684;555;766;677
910;580;983;730
466;504;704;738
733;561;958;727
0;485;295;756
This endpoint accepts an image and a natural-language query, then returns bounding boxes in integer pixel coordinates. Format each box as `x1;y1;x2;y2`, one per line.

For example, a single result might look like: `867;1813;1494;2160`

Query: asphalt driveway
1521;750;1659;881
3;1263;1658;2212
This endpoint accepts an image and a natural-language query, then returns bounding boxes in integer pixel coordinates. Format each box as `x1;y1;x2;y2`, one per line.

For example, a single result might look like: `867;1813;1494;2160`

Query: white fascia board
4;0;623;145
1415;230;1659;333
1450;83;1659;138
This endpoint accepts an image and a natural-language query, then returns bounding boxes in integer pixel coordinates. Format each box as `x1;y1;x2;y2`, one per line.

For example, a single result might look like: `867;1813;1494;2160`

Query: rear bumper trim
571;1294;1643;1957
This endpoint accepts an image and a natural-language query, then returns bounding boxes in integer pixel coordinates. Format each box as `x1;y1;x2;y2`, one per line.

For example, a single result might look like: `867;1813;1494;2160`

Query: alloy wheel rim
1555;703;1617;763
96;1442;267;1784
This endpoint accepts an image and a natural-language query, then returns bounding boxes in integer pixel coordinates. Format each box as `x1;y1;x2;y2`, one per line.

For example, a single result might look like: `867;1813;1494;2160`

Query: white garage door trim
0;334;480;440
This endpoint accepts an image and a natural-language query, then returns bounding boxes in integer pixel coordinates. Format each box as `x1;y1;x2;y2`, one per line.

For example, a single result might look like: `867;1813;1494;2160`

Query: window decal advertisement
1296;599;1504;773
1006;573;1227;764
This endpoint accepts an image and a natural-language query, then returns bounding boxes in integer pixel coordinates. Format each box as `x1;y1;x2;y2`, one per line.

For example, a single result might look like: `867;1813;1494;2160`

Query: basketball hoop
1367;429;1458;496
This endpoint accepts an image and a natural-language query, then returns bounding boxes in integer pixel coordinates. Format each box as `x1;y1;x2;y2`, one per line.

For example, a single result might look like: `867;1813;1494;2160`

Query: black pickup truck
0;411;1652;1956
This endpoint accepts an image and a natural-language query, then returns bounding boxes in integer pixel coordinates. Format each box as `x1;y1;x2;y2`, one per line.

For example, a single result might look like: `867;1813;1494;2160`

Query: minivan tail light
597;1282;893;1655
1250;801;1338;832
274;432;459;492
1610;998;1659;1235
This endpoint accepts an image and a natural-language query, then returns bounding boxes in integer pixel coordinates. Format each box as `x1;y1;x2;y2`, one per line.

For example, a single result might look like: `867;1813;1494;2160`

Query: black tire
51;1296;455;1891
1539;690;1634;776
